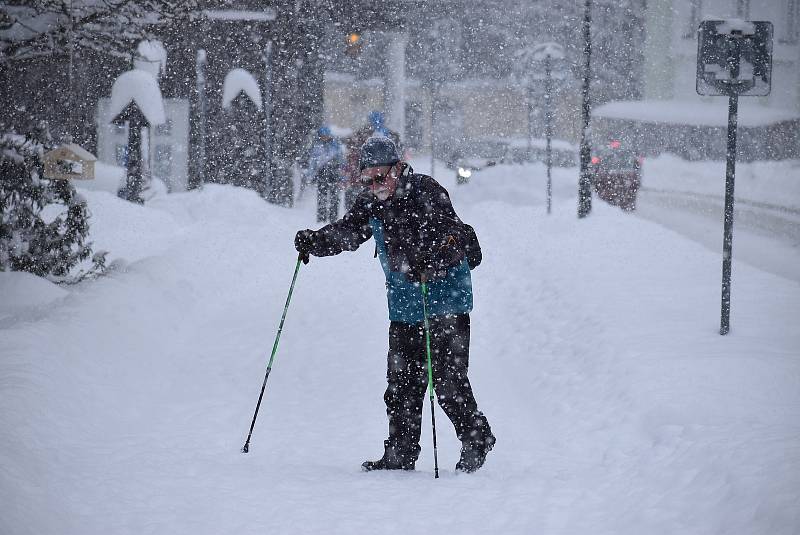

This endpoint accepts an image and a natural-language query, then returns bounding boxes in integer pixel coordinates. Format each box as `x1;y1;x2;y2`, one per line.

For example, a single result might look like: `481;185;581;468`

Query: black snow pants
385;313;493;459
316;165;340;223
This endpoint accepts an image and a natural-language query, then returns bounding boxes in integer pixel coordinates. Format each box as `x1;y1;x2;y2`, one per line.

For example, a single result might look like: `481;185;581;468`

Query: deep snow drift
1;159;799;534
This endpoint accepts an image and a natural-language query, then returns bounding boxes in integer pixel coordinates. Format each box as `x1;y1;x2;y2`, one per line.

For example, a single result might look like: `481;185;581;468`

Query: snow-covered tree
0;124;95;279
0;1;196;147
0;1;197;64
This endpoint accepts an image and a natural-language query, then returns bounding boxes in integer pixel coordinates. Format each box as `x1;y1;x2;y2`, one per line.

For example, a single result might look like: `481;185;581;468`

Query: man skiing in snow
294;137;495;473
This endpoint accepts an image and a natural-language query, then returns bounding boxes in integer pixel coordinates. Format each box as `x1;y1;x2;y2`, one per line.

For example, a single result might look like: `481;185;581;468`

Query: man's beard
374;188;392;201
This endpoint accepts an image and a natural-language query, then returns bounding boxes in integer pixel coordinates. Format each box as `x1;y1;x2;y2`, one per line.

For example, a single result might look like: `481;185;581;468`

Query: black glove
406;266;437;284
405;254;441;284
406;234;464;283
294;229;315;264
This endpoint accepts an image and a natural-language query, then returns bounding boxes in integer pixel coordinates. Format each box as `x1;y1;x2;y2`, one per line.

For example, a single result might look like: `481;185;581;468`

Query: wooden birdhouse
43;143;97;180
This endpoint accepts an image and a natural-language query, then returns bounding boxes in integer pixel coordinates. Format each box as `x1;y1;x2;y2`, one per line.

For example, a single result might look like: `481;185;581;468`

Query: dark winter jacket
304;169;481;323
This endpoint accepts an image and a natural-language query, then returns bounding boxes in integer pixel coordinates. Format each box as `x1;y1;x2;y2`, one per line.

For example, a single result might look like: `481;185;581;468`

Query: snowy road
1;160;799;534
637;156;800;283
637;188;800;283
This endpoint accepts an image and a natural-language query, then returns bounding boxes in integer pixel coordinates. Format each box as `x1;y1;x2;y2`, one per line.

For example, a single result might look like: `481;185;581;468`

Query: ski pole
420;279;440;479
242;255;303;454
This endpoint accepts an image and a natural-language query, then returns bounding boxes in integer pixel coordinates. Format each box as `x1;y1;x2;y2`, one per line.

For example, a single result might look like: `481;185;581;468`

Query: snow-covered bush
0;127;99;280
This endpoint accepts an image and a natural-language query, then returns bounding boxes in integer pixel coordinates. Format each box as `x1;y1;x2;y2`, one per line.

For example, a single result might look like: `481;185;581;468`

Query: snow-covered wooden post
696;19;773;335
220;68;263;191
109;69;166;203
112;102;149;203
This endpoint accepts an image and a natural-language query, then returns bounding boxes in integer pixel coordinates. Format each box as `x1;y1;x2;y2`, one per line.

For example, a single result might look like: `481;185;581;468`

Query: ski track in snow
1;161;799;534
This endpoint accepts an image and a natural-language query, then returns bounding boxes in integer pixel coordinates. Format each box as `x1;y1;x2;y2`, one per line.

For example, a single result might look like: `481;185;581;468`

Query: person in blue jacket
294;137;495;473
303;126;344;223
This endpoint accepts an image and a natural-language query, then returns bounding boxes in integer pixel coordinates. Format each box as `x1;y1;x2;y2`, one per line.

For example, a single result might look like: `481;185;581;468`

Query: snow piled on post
109;70;166;126
134;40;168;79
222;68;263;111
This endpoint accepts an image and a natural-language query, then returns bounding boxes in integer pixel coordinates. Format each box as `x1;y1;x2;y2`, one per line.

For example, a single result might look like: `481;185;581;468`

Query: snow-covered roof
492;136;578;152
594;99;800;128
109;70;166;126
202;9;276;22
222;69;262;111
48;143;97;162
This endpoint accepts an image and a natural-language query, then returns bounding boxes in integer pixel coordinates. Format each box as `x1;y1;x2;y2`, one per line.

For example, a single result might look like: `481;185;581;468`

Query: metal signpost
531;43;565;214
577;0;593;219
696;19;773;335
514;42;566;214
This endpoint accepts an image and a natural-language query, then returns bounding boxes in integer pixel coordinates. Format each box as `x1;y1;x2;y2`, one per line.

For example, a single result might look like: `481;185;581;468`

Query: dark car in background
590;140;642;211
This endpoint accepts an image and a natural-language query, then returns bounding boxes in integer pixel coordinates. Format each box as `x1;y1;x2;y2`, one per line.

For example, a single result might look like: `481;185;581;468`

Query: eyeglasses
359;166;393;188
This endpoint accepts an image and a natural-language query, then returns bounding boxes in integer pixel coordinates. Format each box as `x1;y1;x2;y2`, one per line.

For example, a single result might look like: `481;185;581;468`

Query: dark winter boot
361;440;418;472
455;433;496;473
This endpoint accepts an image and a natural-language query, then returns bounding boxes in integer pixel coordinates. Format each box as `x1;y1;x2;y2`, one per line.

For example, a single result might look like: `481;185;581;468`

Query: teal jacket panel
370;218;473;324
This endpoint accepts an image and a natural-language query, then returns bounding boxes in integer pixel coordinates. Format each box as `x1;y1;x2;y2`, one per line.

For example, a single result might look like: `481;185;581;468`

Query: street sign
696;20;773;97
695;19;774;335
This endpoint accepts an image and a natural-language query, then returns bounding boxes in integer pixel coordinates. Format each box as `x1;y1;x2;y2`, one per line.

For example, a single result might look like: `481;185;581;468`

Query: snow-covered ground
1;158;799;534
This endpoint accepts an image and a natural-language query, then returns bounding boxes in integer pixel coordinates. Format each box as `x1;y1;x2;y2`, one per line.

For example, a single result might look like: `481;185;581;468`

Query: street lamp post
544;55;553;214
578;0;593;218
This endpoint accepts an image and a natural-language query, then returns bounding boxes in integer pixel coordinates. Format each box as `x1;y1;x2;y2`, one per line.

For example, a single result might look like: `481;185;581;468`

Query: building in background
321;1;646;165
1;0;408;204
593;0;800;160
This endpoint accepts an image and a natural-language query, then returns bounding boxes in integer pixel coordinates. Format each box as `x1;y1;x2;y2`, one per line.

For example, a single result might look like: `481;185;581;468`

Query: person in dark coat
294;137;495;473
